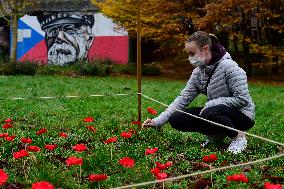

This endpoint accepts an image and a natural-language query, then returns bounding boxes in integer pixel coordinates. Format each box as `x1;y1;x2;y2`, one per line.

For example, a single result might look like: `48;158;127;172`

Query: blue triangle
16;19;45;60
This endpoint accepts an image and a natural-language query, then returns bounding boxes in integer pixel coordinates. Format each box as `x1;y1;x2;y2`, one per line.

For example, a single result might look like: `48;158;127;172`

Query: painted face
45;23;93;65
185;41;208;67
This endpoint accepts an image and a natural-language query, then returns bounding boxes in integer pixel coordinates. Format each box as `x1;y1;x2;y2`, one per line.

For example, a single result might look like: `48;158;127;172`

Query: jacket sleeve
152;69;200;127
204;62;250;109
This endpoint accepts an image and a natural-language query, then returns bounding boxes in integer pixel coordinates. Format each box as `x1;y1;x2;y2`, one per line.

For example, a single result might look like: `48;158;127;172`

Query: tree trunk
243;42;252;77
10;13;17;62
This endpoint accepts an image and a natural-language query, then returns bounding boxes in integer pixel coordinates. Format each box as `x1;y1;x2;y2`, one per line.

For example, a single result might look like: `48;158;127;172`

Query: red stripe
88;36;129;64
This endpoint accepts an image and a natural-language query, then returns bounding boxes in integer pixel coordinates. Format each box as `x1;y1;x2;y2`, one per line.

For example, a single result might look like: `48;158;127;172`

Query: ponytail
208;33;219;46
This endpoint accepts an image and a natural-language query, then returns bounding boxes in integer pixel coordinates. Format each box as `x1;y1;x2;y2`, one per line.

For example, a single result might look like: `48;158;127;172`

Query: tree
0;0;36;62
197;0;284;76
91;0;284;73
91;0;207;56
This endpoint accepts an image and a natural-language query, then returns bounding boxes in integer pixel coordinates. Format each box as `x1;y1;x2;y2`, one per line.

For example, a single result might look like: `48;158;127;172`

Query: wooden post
10;13;18;62
137;0;142;130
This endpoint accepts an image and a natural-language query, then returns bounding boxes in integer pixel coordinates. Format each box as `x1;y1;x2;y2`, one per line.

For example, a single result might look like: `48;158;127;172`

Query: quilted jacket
152;52;255;127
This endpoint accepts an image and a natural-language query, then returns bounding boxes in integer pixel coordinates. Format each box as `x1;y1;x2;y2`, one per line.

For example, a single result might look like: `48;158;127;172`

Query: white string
112;93;284;189
140;93;284;147
1;91;282;188
5;93;134;100
112;153;284;189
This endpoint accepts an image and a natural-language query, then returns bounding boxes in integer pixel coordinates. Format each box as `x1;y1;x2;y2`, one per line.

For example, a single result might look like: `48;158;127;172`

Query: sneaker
227;136;247;154
201;138;210;147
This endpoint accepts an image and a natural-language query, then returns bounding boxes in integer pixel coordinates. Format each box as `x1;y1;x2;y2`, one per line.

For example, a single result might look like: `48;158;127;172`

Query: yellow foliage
91;0;283;59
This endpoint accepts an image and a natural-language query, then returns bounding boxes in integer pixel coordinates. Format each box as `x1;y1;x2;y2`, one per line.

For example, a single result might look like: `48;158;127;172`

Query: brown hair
186;31;219;49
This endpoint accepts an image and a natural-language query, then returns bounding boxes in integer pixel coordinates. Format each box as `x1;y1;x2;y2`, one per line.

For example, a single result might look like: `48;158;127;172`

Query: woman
142;31;255;154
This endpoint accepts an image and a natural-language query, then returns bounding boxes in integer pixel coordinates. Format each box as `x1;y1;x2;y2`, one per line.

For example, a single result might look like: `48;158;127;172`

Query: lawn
0;75;283;189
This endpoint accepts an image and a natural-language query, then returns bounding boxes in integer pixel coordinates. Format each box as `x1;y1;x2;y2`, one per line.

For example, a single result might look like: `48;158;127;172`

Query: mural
15;13;129;65
37;13;95;65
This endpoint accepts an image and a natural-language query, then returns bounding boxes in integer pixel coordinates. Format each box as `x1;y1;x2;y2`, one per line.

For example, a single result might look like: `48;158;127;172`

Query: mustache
48;42;77;65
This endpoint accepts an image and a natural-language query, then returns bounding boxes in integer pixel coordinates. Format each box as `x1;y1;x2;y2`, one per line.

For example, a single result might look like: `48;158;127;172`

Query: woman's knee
200;105;229;119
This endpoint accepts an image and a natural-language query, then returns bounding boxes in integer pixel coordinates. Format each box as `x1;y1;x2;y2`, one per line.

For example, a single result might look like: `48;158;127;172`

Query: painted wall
15;12;129;65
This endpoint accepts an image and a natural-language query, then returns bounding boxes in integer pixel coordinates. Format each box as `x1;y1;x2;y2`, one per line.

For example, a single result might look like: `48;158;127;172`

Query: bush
0;59;114;76
15;62;38;75
112;64;136;75
142;64;161;76
0;61;37;75
112;62;161;76
36;64;81;76
0;59;161;77
78;59;113;76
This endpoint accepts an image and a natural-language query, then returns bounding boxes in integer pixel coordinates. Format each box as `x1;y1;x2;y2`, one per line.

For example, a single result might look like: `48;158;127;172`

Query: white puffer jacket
153;52;255;127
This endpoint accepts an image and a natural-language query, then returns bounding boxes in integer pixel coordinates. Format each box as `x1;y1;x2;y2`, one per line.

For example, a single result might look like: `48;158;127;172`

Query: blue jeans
168;104;254;138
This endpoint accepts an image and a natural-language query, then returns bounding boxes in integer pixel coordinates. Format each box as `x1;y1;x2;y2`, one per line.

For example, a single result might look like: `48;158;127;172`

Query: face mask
188;51;206;67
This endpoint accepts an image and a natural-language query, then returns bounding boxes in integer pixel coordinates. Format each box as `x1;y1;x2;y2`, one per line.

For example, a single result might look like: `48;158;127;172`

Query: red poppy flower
150;167;161;175
226;173;249;183
13;149;29;159
131;121;141;125
21;137;32;144
0;133;8;138
120;131;132;139
84;117;94;122
147;107;157;115
155;172;167;180
202;154;218;163
58;132;68;138
0;169;8;186
4;118;12;123
86;126;96;132
104;137;117;144
65;156;83;166
32;181;54;189
119;157;135;168
2;123;13;129
44;144;57;151
5;135;15;141
27;146;41;152
145;147;159;155
72;144;87;152
264;182;282;189
89;174;108;182
155;161;173;170
37;128;47;135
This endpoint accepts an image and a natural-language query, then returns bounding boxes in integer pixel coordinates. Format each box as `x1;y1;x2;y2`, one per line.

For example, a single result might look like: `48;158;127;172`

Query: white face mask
188;51;206;67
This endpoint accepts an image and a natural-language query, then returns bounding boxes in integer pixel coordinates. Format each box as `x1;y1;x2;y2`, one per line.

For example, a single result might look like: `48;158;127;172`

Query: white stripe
90;94;105;97
40;96;56;99
11;97;26;100
65;96;79;98
20;15;45;36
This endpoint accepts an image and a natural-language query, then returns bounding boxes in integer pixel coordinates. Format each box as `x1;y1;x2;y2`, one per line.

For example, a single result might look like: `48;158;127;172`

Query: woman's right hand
142;118;156;128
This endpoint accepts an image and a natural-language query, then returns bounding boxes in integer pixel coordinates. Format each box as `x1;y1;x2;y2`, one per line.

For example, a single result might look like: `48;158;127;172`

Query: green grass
0;75;283;189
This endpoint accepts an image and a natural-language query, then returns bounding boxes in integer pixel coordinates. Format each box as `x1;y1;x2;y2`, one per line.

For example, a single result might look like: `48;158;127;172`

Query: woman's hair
186;31;219;49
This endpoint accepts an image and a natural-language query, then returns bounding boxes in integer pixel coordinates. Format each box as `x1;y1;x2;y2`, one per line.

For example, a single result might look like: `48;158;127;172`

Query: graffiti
15;13;129;64
37;12;95;65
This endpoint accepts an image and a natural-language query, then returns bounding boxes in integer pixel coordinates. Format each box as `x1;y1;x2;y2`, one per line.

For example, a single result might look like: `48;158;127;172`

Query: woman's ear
202;44;209;53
